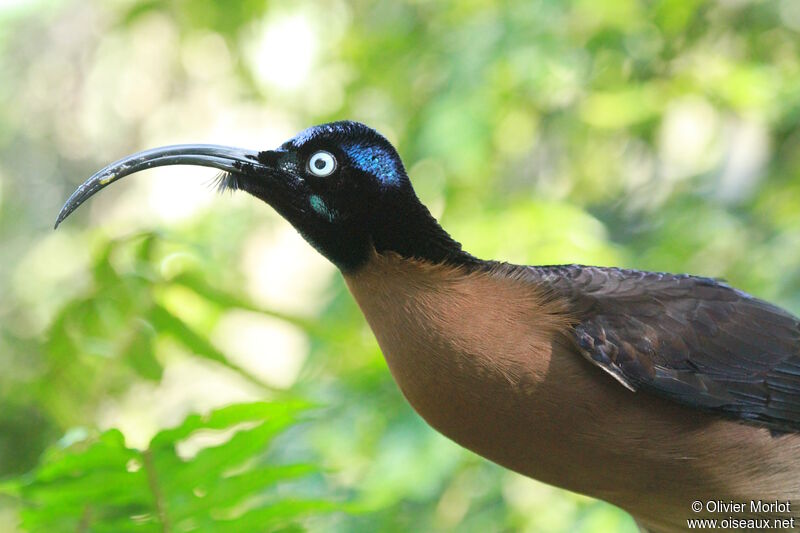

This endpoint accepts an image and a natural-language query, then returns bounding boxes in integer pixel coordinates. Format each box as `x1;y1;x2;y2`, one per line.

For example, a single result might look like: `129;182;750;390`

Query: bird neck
368;195;481;270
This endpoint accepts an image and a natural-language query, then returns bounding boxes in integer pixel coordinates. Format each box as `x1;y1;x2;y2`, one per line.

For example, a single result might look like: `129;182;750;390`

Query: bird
56;121;800;532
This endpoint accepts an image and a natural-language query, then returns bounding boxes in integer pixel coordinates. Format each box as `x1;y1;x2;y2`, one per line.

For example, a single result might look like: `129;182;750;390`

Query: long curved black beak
54;144;271;228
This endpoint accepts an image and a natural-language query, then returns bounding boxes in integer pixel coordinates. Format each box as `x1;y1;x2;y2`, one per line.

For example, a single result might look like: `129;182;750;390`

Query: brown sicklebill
56;121;800;532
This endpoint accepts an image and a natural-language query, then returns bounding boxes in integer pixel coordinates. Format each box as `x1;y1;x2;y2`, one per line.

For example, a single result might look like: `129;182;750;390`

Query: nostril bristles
209;172;239;193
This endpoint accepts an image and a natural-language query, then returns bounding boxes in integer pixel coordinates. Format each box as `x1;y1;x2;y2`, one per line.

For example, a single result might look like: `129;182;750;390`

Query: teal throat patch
309;194;336;221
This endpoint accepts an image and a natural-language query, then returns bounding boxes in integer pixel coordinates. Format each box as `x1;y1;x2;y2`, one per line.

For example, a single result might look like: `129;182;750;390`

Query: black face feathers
262;121;476;271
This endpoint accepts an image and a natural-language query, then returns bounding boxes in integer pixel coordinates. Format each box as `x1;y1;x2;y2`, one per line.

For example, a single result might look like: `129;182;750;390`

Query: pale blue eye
308;151;336;177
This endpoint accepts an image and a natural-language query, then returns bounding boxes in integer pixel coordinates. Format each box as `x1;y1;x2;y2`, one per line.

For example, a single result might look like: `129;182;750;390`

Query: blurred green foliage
0;0;798;531
6;401;339;532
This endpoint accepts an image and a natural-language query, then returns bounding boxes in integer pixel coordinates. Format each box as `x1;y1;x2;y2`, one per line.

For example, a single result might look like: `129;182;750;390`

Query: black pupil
314;157;327;170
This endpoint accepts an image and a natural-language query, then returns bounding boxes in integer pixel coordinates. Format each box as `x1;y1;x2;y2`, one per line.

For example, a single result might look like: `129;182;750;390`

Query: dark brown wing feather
530;265;800;433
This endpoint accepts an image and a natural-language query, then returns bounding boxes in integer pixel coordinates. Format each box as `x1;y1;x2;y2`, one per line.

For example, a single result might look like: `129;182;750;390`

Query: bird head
55;121;472;271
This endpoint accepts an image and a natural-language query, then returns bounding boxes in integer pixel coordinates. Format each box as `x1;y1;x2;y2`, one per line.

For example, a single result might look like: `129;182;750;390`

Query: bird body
56;121;800;531
346;251;800;532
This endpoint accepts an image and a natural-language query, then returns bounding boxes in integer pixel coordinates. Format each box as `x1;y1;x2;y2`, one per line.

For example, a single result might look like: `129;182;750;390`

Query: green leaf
148;303;268;388
172;272;321;334
218;499;342;531
150;400;311;448
14;402;333;532
121;318;162;381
